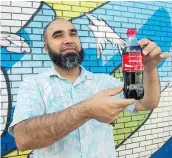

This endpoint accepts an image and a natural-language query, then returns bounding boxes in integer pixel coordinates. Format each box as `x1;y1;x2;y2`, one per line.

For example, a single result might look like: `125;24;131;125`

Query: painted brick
94;9;106;15
77;31;89;37
8;75;21;81
32;47;42;54
32;41;44;48
82;61;97;66
127;153;139;158
153;137;164;144
11;1;32;7
135;3;147;9
29;22;42;28
34;15;52;22
33;68;49;74
80;1;97;7
1;1;10;5
12;81;21;88
152;128;164;134
1;89;8;95
80;37;96;43
11;68;32;74
126;142;139;149
119;149;132;156
136;13;149;19
1;54;10;60
122;12;135;18
117;117;131;123
102;4;113;10
114;134;124;140
90;67;106;73
144;123;157;130
113;5;127;11
129;7;142;13
1;13;11;19
32;28;44;34
129;18;142;24
22;74;36;80
122;23;135;28
116;128;131;134
72;6;90;12
98;15;113;21
151;117;164;123
154;1;166;7
20;55;32;61
43;61;53;67
12;14;32;21
1;20;21;27
21;7;37;14
142;9;154;15
62;1;79;5
43;9;55;16
139;129;152;136
63;11;80;18
1;6;22;13
133;146;145;153
139;150;152;157
1;26;10;32
146;134;158;140
158;132;169;138
53;4;71;11
22;61;42;67
33;55;50;61
125;121;138;127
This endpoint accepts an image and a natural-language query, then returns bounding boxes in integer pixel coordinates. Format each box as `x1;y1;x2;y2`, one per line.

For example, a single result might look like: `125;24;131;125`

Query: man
9;18;168;158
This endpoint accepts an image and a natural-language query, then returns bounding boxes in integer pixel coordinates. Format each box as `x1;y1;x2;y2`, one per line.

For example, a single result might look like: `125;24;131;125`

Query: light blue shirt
9;66;136;158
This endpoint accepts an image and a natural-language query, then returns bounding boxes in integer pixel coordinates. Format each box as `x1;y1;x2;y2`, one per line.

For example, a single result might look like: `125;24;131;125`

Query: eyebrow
52;29;77;37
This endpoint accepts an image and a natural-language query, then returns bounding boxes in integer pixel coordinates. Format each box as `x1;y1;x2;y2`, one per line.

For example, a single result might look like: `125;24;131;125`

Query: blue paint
151;137;172;158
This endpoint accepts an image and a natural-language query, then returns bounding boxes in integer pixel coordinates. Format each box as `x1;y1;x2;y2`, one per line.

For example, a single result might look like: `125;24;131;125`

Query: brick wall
1;1;172;157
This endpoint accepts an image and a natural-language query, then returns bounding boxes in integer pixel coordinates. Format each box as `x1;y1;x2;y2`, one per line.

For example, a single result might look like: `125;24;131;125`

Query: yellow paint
63;11;80;18
62;1;80;6
4;150;32;158
53;4;72;11
80;1;97;7
72;6;90;12
18;150;32;155
45;1;105;19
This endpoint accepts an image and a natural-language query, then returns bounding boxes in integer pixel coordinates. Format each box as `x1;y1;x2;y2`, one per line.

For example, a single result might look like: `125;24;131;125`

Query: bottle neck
127;36;138;46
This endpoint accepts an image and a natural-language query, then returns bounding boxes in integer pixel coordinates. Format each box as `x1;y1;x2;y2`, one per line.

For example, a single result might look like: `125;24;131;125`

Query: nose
64;35;73;45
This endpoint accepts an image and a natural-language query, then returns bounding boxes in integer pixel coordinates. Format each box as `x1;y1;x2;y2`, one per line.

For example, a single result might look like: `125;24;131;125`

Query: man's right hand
84;85;137;123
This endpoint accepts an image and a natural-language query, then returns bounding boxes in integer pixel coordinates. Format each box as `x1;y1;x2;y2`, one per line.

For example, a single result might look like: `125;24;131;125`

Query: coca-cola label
122;53;144;72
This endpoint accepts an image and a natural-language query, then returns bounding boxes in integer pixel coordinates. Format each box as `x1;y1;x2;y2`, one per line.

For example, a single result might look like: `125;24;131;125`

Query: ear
44;43;49;54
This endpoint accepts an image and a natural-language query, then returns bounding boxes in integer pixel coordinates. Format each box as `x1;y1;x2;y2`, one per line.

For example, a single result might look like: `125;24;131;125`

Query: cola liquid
122;29;144;100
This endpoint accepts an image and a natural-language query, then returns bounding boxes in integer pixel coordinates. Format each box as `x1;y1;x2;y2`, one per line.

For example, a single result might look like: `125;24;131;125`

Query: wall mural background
1;1;172;158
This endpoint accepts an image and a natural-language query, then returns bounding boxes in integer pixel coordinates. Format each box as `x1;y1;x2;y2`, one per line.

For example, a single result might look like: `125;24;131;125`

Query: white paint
85;13;126;58
0;1;41;53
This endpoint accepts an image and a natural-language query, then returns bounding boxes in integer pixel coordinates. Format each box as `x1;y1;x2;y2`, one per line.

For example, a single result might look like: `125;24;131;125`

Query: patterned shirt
9;66;136;158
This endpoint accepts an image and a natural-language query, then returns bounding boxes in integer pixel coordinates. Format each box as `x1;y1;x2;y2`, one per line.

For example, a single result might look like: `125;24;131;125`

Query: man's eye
54;34;62;38
71;32;77;36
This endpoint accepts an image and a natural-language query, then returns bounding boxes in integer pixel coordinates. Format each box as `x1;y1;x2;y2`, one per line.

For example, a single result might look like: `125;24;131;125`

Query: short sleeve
106;75;137;114
8;78;45;136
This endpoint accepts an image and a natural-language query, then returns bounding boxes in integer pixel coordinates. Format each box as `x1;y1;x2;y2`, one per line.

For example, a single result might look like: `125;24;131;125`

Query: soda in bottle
122;28;144;100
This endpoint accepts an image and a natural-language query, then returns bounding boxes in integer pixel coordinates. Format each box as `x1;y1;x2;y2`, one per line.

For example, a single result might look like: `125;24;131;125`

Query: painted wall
1;1;172;158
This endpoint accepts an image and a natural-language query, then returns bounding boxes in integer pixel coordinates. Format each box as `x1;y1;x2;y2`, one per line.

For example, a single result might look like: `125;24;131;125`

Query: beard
47;46;84;69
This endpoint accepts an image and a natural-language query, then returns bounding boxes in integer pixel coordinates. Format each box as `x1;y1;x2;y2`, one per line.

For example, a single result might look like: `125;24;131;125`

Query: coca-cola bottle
122;28;144;100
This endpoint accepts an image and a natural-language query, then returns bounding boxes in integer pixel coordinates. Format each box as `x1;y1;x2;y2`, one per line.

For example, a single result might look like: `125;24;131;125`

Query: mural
1;1;172;158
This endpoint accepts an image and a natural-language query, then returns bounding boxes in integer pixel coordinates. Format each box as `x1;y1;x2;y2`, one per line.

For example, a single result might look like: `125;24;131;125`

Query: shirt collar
48;65;93;80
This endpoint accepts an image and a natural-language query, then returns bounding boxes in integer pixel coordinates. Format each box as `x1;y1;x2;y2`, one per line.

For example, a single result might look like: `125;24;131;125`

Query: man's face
45;20;84;68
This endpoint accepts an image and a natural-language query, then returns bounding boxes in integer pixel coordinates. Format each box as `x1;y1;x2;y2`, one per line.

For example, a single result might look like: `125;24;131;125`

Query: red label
122;53;144;72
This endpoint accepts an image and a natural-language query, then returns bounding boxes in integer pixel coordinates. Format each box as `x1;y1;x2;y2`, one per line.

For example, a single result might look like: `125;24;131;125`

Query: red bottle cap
127;28;137;36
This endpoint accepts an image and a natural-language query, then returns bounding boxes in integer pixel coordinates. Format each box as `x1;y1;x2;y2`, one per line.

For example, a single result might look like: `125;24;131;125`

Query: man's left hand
137;38;168;67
